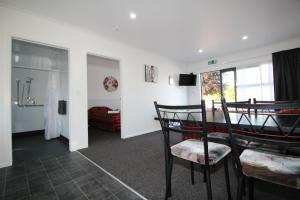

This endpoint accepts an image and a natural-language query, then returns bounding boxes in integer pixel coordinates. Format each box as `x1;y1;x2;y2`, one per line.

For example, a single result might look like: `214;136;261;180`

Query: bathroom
11;39;69;162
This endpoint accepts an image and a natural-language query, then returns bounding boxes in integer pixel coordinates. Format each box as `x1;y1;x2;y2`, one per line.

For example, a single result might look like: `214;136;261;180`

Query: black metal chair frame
221;98;300;200
253;98;300;114
212;99;251;112
208;99;251;145
154;101;232;200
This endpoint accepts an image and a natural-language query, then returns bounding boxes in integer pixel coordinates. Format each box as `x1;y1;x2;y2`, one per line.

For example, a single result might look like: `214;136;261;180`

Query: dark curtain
272;48;300;101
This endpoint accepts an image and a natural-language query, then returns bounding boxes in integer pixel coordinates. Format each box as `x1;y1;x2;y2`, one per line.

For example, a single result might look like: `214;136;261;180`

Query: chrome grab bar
15;79;44;107
16;104;44;107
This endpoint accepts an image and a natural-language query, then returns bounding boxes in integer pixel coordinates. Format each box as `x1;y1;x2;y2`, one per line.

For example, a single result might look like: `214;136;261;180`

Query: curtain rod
12;65;65;72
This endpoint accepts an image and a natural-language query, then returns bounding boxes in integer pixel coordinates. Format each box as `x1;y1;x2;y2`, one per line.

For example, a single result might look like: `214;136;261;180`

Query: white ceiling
2;0;300;63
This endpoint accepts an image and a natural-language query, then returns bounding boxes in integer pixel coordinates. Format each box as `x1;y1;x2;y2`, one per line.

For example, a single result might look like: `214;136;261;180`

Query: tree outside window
201;69;236;108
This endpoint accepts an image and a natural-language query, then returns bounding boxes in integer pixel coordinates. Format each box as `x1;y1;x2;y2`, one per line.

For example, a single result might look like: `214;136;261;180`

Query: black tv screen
179;74;197;86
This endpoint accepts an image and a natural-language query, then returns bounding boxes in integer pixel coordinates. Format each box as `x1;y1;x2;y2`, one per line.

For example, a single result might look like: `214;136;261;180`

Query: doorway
220;68;236;101
86;54;121;146
11;39;69;163
200;68;236;108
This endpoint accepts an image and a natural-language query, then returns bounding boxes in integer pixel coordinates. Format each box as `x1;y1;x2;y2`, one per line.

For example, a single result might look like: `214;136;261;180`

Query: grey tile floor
13;133;69;163
0;152;145;200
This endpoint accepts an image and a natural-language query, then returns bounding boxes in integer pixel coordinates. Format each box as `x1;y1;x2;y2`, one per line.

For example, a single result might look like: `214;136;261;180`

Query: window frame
220;67;237;101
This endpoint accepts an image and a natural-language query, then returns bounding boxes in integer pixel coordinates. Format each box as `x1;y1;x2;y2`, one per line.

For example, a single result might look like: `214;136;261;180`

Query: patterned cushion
240;149;300;189
171;139;231;165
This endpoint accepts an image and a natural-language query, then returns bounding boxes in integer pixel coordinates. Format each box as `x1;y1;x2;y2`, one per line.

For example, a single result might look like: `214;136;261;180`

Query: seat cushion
171;139;231;165
240;149;300;189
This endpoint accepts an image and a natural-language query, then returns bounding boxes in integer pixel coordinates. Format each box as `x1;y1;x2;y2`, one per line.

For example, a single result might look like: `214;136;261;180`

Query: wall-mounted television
179;73;197;86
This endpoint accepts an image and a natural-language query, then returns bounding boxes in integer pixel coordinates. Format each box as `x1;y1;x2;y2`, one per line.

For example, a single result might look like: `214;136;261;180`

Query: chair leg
205;165;213;200
242;175;246;196
247;177;254;200
168;156;173;196
190;161;195;185
165;156;173;200
202;165;207;182
164;149;169;199
224;157;232;200
236;175;244;200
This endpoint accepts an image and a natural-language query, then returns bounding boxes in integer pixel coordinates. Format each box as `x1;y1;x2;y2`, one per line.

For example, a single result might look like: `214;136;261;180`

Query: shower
16;76;38;106
11;39;69;142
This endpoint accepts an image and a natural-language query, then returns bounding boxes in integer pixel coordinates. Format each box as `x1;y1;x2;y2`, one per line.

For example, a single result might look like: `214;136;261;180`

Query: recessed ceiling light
198;49;203;53
242;35;248;40
130;12;137;19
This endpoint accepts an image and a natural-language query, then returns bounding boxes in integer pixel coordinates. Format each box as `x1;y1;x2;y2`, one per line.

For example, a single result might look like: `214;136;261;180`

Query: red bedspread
88;107;120;132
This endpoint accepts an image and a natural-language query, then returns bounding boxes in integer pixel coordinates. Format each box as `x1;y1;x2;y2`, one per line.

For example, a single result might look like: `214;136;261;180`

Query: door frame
220;67;237;101
86;52;123;139
200;67;237;101
10;37;71;161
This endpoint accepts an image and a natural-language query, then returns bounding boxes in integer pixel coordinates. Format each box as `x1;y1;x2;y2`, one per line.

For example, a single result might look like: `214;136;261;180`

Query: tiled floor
0;152;145;200
13;133;68;163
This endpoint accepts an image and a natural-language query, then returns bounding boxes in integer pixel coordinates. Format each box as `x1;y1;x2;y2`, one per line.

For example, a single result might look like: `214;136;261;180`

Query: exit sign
208;59;217;65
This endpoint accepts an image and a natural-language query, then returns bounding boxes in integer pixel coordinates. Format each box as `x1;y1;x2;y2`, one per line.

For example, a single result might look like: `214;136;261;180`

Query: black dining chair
154;101;232;200
212;99;251;112
208;99;251;145
253;98;300;114
212;100;222;111
222;98;300;200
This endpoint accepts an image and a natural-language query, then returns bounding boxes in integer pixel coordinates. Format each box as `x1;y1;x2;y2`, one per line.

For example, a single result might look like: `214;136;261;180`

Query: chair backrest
212;99;251;112
253;98;300;114
253;98;299;104
154;101;210;164
212;100;222;111
222;98;300;150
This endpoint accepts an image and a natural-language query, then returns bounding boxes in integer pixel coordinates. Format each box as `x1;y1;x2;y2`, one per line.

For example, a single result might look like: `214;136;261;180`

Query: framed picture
145;65;158;83
103;76;118;92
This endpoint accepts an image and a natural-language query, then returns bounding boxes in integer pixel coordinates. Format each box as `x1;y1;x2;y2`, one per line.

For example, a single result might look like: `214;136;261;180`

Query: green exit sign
208;59;217;65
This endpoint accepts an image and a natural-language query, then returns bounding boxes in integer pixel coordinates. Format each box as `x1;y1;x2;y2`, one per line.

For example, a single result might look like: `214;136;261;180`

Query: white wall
87;56;121;110
187;37;300;105
0;6;187;167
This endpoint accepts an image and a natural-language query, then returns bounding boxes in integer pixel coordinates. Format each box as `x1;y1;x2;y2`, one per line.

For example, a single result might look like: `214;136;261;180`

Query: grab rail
16;79;44;107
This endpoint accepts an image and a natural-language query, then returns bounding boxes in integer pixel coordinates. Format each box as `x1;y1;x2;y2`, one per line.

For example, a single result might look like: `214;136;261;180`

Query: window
221;69;236;102
200;62;274;106
201;68;236;108
201;70;221;107
236;63;274;101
